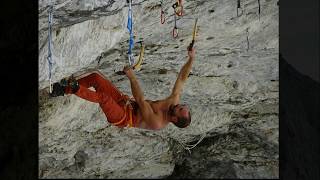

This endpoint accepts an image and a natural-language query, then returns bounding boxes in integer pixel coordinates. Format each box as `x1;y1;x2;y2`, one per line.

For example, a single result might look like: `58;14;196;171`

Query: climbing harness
112;95;134;127
160;0;165;24
132;40;145;71
188;18;198;50
111;103;134;127
127;0;135;66
172;5;179;38
237;0;241;17
172;0;183;16
47;4;54;93
258;0;261;20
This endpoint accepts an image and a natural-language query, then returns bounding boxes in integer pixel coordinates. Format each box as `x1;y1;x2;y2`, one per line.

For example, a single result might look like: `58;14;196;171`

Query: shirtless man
50;47;195;130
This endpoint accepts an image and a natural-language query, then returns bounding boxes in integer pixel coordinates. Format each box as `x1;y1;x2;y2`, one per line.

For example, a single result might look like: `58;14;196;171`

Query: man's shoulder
165;94;180;104
153;97;179;111
154;97;175;105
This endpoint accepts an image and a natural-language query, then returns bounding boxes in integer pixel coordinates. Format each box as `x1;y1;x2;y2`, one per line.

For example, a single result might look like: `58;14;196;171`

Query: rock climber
50;46;196;130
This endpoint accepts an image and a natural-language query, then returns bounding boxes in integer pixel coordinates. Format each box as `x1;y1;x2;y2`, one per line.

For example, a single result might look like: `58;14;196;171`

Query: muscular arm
170;48;195;99
124;67;157;124
127;73;146;104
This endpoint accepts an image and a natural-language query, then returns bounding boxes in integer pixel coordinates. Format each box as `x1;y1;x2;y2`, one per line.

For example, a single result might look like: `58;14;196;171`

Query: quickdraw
127;0;135;66
160;0;165;24
47;4;54;93
188;18;198;50
172;13;178;38
237;0;241;17
258;0;261;20
172;4;179;38
172;0;183;16
125;0;145;71
246;27;250;51
132;40;145;71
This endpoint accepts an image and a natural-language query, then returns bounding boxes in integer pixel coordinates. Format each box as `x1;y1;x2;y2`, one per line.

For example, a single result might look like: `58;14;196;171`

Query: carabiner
161;10;165;24
237;0;241;17
160;0;166;24
175;0;183;16
172;27;178;38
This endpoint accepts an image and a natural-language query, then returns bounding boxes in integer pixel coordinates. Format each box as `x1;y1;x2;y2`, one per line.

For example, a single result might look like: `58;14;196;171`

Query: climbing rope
47;4;54;93
160;0;165;24
175;132;207;154
127;0;135;66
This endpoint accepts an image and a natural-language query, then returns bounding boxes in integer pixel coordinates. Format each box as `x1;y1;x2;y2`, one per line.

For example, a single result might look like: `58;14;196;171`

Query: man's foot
49;78;68;97
49;75;80;97
68;75;80;93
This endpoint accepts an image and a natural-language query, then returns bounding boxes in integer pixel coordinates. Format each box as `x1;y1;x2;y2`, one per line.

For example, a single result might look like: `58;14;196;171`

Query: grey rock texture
39;0;278;178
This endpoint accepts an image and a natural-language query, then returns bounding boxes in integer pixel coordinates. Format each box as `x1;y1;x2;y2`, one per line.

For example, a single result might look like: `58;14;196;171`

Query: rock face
39;0;278;178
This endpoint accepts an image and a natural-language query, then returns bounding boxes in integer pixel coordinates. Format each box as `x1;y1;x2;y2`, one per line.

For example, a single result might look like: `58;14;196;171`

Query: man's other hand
123;65;134;78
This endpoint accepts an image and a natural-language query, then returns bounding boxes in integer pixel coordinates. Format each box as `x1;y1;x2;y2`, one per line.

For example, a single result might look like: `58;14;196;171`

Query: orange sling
111;95;134;128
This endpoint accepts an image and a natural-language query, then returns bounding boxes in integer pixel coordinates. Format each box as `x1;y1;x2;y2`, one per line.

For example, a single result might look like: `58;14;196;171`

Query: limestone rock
39;0;278;178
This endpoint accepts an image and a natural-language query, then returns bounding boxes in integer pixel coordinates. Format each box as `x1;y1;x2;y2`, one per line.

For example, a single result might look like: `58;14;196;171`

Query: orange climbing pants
65;72;137;128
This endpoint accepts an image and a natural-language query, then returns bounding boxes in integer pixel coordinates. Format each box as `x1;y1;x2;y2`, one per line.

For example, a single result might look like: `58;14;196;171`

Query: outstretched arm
123;66;156;123
123;66;145;103
170;47;196;99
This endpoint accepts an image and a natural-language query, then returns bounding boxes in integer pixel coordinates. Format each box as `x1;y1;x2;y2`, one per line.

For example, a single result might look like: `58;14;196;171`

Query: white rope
175;132;207;154
47;3;54;93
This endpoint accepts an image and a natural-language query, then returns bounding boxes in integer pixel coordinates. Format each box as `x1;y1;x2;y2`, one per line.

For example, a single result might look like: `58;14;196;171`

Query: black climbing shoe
50;79;68;97
49;76;79;97
68;75;80;93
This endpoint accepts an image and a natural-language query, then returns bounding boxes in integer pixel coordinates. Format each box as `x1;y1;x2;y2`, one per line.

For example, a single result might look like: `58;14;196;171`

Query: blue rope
127;0;134;66
47;5;53;92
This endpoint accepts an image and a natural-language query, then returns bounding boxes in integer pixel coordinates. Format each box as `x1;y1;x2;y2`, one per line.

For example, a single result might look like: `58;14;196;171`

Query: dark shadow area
0;0;38;179
280;0;319;82
279;54;320;180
